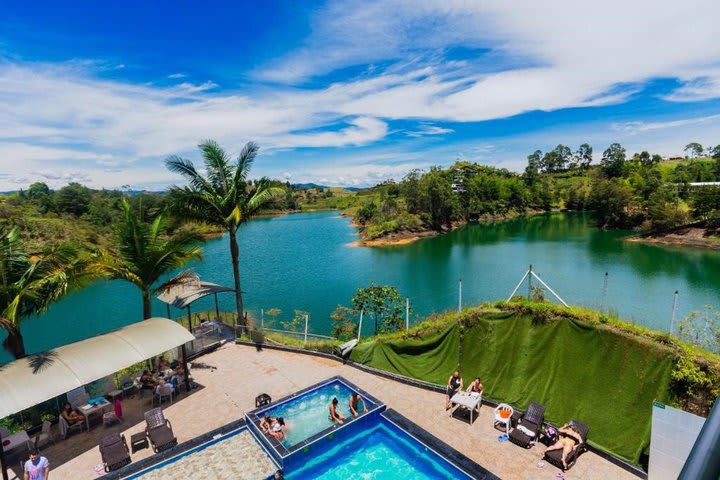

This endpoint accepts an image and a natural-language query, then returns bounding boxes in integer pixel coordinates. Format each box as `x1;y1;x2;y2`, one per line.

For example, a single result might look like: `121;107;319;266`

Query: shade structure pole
187;305;192;333
0;428;8;480
214;293;220;319
181;344;191;394
304;314;309;346
166;303;171;319
670;290;679;335
357;310;363;342
406;298;410;330
458;279;463;313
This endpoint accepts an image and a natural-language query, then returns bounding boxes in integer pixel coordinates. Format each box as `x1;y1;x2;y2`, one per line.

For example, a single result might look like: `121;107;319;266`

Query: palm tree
165;140;284;326
92;199;205;319
0;226;93;359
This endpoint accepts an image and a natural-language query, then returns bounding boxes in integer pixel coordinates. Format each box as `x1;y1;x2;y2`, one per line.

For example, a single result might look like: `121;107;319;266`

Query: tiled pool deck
4;343;641;480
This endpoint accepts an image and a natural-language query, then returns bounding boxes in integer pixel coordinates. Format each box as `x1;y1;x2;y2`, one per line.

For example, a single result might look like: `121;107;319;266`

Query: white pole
506;269;530;302
458;279;463;313
670;291;679;335
261;308;264;329
357;310;364;342
602;272;608;313
304;314;309;346
530;271;569;307
406;298;410;330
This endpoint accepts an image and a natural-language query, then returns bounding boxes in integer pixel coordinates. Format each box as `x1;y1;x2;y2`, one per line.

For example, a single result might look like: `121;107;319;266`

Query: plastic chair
33;421;55;448
494;404;514;435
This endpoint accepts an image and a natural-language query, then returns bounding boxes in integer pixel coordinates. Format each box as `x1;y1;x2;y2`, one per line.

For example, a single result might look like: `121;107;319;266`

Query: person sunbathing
329;397;344;424
543;424;583;469
61;403;83;425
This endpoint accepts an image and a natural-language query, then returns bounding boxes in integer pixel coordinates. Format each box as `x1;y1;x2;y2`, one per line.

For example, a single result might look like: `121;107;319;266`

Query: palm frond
155;268;200;294
199;140;233;192
165;155;217;195
233;142;259;187
28;350;58;374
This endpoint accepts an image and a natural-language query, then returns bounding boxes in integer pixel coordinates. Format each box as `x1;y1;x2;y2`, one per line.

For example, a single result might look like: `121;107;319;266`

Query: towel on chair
517;425;536;437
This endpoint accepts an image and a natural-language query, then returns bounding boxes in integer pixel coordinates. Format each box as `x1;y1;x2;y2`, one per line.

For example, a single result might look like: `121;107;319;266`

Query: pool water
285;419;471;479
260;381;367;448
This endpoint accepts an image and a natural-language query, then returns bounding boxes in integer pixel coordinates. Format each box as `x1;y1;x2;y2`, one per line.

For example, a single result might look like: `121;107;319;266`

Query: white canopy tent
0;317;194;421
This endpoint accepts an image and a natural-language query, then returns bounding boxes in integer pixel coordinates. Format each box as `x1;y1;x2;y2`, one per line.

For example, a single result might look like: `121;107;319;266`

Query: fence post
527;264;533;299
458;278;462;313
304;314;309;346
670;290;679;335
406;298;410;330
602;272;608;312
357;309;364;342
261;308;264;330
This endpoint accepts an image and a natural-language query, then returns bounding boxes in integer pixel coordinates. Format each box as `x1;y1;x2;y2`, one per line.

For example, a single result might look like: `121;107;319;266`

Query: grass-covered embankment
347;300;720;467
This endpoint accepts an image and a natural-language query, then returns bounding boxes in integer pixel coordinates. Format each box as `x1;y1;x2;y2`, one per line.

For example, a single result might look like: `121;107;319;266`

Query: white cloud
167;73;187;79
405;123;455;137
612;114;720;134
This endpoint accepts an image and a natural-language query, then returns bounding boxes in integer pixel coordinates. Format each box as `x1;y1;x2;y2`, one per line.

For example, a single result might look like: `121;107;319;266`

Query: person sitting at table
140;369;157;392
269;417;286;441
61;403;83;425
445;370;463;410
348;391;366;417
467;377;483;395
156;355;171;372
154;378;175;396
329;397;345;424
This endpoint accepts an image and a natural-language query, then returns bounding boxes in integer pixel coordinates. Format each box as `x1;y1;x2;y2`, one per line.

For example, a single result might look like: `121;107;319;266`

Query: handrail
678;395;720;480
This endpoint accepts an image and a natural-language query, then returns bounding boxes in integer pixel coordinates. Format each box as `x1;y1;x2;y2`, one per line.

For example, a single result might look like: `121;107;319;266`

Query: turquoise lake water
3;211;720;363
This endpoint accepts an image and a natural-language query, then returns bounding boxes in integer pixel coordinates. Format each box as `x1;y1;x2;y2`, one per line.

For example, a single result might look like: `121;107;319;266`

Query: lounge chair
508;401;545;448
99;433;132;472
144;408;177;453
544;420;589;471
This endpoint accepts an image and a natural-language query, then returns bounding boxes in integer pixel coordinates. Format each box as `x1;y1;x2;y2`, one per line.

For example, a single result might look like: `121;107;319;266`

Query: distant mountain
292;183;329;190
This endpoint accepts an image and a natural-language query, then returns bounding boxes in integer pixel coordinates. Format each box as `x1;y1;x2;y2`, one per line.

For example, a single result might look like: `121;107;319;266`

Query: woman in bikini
269;417;286;441
543;424;584;469
61;403;83;425
445;370;463;410
329;397;344;424
467;377;483;395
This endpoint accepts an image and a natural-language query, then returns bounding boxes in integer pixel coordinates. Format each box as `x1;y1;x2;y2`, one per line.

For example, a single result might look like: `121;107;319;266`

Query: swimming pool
285;416;473;479
246;376;384;462
259;380;372;447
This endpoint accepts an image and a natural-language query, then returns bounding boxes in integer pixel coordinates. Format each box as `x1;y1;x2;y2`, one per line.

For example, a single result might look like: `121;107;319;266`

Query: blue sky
1;0;720;190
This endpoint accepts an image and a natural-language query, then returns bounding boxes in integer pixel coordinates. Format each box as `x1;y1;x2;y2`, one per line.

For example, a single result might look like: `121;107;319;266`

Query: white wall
649;401;706;479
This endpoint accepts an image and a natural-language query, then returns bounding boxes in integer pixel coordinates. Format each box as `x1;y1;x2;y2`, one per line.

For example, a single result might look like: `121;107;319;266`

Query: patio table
78;399;113;431
1;430;29;453
449;392;482;424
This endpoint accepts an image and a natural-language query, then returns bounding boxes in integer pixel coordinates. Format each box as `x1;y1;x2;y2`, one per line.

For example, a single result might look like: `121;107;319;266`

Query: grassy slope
347;300;719;466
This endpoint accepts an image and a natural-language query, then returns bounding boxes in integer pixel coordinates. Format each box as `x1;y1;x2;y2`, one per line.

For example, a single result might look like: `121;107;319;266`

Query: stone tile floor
3;343;640;479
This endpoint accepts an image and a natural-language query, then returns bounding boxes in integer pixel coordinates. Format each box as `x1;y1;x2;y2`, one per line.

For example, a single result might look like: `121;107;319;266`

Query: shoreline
626;227;720;250
349;209;544;247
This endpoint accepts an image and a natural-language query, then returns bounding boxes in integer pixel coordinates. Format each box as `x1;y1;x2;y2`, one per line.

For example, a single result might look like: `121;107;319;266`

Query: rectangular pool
246;376;384;461
259;380;373;448
285;416;474;479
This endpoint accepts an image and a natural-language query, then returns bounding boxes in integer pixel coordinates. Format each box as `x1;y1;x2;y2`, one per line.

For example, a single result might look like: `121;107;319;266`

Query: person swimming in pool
259;415;275;433
348;391;366;417
329;397;345;424
269;417;286;441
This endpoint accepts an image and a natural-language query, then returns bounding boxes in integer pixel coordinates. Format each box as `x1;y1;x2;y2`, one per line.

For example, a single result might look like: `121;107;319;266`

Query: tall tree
600;143;627;178
351;283;407;334
418;167;458;230
0;227;93;359
91;200;205;319
165;140;284;325
684;142;704;158
524;150;542;185
574;144;593;169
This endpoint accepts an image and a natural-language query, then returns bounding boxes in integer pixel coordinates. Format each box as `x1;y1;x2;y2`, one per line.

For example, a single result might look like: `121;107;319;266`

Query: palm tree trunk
1;324;27;359
142;289;152;319
229;229;245;326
